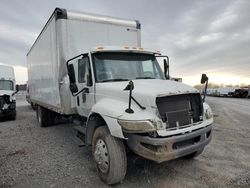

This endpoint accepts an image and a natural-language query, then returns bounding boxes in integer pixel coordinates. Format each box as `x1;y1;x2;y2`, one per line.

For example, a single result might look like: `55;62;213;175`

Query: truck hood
0;90;15;97
129;79;197;97
96;79;199;108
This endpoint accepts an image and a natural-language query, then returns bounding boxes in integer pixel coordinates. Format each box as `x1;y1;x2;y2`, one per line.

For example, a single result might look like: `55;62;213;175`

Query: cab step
74;125;87;146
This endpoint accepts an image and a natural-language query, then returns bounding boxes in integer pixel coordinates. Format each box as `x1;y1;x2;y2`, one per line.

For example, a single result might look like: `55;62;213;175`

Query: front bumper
0;102;16;118
126;124;212;163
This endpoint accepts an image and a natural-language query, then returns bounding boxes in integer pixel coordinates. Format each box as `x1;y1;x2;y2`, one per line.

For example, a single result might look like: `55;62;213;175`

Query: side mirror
164;59;170;79
201;73;209;102
68;64;76;83
201;74;208;84
69;83;78;93
15;85;19;93
123;80;134;91
124;81;135;113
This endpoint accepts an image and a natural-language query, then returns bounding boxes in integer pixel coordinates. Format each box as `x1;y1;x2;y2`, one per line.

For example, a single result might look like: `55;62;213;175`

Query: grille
0;97;4;109
156;94;203;129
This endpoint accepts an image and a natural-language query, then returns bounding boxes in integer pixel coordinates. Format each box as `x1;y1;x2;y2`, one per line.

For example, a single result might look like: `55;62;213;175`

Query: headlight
205;108;213;119
117;119;156;133
203;103;213;120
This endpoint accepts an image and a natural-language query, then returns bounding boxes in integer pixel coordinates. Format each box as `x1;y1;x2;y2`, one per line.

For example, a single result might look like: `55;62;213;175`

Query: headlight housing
117;119;156;133
203;103;213;120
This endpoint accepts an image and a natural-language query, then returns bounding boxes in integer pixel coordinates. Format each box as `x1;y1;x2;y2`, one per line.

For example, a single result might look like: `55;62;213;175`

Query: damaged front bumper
126;124;212;163
0;101;16;118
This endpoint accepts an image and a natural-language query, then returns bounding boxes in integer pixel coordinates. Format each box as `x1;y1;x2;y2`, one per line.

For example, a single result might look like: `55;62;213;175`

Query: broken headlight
203;103;213;120
117;119;156;133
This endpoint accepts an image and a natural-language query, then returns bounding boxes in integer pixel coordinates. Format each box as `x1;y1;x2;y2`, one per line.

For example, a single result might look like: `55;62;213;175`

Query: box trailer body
27;8;213;185
0;65;17;120
27;8;141;114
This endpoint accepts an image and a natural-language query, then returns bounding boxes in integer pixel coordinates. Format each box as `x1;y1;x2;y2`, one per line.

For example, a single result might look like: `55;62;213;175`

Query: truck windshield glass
92;52;165;82
0;80;13;90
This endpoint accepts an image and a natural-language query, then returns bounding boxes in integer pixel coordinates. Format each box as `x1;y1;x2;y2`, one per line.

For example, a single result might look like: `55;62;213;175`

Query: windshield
0;80;14;90
92;52;165;82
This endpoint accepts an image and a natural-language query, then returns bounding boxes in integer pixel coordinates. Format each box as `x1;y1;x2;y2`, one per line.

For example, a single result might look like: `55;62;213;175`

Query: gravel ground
0;95;250;188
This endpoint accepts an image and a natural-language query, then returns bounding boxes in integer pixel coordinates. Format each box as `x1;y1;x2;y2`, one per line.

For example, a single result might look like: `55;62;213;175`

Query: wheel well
86;113;107;145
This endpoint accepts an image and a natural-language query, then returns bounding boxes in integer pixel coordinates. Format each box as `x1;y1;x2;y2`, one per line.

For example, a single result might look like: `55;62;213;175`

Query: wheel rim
94;138;109;173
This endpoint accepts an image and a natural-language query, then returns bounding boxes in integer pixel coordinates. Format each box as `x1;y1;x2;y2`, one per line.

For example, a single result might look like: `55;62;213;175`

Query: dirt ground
0;95;250;188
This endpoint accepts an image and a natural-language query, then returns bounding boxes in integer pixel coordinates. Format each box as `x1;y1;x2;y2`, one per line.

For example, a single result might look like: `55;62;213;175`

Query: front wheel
92;126;127;185
8;110;16;120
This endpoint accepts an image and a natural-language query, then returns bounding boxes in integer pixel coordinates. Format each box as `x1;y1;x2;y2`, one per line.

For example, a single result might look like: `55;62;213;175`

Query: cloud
0;23;37;46
196;33;224;44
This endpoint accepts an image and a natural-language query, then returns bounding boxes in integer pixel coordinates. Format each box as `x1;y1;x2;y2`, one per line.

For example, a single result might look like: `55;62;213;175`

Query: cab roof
90;46;161;55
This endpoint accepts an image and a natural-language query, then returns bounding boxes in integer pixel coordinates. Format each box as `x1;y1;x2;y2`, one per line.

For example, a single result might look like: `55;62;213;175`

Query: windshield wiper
136;76;155;79
101;78;129;82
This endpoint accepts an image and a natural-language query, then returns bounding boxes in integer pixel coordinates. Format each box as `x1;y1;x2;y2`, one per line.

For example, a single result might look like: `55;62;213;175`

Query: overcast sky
0;0;250;85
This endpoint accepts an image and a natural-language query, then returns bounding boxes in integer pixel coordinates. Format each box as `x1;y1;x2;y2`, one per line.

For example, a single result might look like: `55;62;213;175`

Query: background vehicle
217;87;239;97
233;88;249;98
0;64;18;120
27;8;213;184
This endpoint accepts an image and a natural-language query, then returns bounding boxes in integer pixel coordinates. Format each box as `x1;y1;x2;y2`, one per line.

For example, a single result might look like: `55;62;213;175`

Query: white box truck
0;65;18;120
27;8;213;184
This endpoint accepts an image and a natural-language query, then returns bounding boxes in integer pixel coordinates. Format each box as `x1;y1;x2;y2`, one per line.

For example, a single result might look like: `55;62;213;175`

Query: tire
92;126;127;185
8;110;16;121
47;110;56;125
36;106;56;127
36;106;49;127
31;103;36;110
183;148;204;159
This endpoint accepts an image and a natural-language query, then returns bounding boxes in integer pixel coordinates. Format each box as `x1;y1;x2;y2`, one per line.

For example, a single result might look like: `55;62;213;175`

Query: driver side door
68;54;95;117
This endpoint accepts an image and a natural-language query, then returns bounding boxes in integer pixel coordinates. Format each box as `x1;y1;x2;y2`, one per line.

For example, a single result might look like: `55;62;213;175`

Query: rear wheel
92;126;127;185
36;106;55;127
47;110;55;125
31;102;36;110
37;106;48;127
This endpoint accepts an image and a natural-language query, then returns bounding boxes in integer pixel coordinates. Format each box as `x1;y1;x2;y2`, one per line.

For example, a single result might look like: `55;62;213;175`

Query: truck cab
0;65;18;120
67;46;213;184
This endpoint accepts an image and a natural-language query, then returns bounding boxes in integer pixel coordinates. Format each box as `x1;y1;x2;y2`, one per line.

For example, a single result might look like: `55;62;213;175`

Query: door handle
83;87;89;93
72;87;89;96
81;87;89;103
